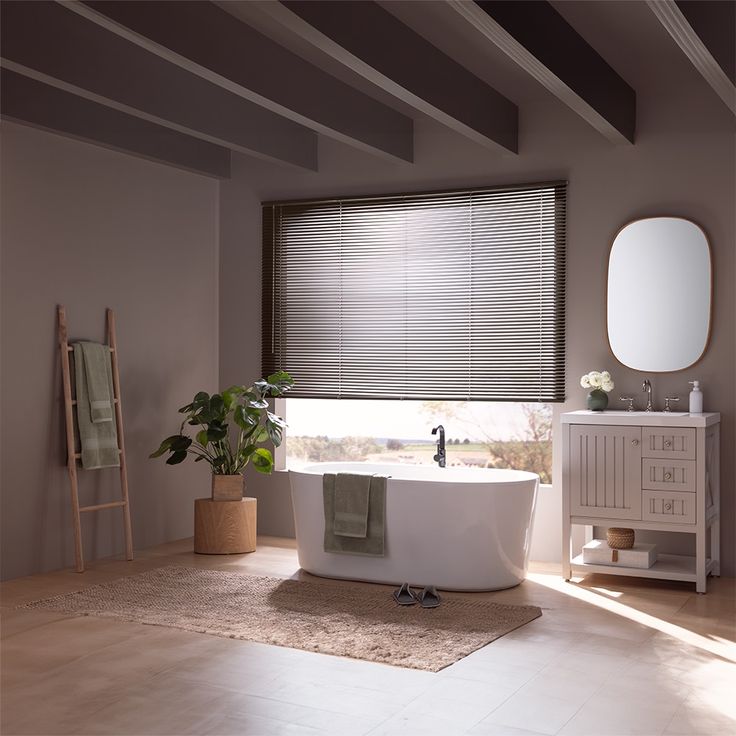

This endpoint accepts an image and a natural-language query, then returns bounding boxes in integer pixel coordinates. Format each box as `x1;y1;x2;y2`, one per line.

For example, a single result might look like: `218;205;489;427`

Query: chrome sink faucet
431;425;446;468
642;379;654;412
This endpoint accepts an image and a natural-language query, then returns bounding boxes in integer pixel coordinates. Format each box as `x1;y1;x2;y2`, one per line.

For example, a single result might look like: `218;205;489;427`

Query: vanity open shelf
570;553;716;584
561;410;720;593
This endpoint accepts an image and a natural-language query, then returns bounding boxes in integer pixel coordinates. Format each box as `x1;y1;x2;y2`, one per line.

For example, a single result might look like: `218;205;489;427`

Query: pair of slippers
393;582;441;608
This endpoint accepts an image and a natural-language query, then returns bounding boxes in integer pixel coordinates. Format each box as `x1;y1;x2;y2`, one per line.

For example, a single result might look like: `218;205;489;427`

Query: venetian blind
262;182;566;401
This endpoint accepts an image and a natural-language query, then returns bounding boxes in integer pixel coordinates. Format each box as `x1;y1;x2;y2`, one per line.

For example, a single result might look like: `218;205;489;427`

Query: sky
283;399;542;442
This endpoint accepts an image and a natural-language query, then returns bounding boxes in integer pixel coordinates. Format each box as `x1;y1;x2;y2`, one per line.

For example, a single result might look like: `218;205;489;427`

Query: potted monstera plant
150;371;294;502
150;372;293;554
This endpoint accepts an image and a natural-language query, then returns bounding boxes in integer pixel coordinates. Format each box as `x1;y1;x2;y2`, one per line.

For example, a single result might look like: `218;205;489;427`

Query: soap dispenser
688;381;703;413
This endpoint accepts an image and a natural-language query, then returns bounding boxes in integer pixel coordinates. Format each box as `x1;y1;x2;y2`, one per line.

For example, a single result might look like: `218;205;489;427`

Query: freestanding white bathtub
289;462;539;591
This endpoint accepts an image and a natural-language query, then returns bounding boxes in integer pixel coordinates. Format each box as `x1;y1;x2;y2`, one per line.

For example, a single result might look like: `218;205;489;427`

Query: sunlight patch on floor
527;571;736;663
589;585;623;598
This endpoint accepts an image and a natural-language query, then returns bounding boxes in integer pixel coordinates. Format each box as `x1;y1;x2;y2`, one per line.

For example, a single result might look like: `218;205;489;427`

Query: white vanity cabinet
562;411;720;593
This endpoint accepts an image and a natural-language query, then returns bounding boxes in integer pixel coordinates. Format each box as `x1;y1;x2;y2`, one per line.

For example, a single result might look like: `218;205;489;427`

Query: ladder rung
71;399;119;405
67;346;114;352
80;501;126;513
74;449;122;459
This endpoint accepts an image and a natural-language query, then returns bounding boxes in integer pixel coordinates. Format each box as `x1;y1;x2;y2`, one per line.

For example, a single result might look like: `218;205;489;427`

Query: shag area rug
27;566;541;671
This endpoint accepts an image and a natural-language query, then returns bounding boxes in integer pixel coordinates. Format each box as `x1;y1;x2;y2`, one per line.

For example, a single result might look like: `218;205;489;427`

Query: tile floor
1;537;734;735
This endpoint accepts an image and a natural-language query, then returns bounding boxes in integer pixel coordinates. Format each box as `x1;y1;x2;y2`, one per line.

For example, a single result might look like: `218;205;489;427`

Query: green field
287;435;551;482
401;442;487;452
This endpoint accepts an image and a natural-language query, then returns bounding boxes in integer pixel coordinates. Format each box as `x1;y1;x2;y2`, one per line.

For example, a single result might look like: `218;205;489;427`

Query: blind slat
262;183;566;402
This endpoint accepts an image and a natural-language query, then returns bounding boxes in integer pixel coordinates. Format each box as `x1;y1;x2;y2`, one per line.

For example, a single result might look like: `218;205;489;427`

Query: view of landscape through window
284;400;552;483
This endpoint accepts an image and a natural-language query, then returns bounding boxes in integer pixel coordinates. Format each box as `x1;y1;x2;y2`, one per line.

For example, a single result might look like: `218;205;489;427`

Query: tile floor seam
538;652;630;736
1;686;131;736
226;680;405;720
0;612;76;640
671;593;696;617
238;692;381;723
567;663;693;736
463;672;536;733
548;690;596;736
358;671;497;735
363;711;402;735
435;659;550;735
661;702;686;736
6;621;204;693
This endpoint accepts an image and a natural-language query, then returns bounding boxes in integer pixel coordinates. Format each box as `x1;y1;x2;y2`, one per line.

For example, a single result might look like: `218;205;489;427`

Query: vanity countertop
561;410;720;427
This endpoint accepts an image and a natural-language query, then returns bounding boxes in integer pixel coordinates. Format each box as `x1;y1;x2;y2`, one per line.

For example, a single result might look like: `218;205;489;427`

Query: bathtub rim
290;461;539;485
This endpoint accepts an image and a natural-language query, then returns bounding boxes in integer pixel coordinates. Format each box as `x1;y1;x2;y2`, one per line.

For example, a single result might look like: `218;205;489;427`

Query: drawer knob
664;502;672;511
664;440;672;448
664;472;672;481
631;439;639;447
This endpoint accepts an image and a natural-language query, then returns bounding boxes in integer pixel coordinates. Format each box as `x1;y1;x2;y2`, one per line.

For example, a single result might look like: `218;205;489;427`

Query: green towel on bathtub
73;343;120;470
323;473;386;557
334;472;371;537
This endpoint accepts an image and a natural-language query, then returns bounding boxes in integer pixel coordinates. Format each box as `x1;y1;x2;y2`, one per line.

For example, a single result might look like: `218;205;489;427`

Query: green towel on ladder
73;343;120;469
79;341;114;423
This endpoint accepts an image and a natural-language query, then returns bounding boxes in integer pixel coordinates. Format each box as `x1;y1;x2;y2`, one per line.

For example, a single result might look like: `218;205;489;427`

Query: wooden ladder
57;305;134;572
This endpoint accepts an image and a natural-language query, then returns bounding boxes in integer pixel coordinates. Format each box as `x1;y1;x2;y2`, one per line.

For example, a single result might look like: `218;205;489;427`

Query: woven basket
607;527;635;550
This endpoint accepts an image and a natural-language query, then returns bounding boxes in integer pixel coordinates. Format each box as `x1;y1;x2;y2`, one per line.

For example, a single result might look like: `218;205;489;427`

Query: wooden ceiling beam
1;70;231;179
1;1;317;170
447;0;636;144
64;0;414;162
241;0;518;154
647;0;735;115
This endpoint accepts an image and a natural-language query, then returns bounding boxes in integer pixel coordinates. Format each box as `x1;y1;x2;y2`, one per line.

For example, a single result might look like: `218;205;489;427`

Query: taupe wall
2;3;734;580
219;9;736;573
0;122;219;580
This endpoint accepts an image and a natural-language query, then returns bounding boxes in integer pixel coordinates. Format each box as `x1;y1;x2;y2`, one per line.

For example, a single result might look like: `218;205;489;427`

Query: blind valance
262;182;566;401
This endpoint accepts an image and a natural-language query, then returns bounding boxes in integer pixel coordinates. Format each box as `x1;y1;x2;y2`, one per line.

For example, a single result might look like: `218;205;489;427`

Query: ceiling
1;1;733;178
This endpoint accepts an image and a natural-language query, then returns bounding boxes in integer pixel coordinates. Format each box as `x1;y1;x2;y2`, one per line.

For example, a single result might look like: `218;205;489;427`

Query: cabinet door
570;425;642;520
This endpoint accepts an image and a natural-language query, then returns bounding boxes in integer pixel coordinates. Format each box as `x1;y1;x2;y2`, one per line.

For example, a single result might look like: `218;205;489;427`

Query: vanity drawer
642;459;696;493
642;490;695;524
641;427;696;460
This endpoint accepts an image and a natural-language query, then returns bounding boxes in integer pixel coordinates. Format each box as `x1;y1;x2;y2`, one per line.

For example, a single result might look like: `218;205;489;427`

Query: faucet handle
664;396;680;412
619;396;635;411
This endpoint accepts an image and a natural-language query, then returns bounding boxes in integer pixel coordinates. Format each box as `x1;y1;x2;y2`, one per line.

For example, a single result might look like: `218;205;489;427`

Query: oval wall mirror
607;217;711;372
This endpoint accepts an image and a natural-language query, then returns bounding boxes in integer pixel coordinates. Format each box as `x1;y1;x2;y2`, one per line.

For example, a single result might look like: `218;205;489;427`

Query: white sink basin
595;410;690;417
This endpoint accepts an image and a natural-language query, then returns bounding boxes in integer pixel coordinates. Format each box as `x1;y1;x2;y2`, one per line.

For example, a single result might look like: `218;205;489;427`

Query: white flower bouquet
580;371;614;392
581;371;614;411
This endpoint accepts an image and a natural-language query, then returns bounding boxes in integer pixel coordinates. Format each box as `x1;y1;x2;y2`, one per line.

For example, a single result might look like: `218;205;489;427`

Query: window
283;399;553;483
262;181;566;402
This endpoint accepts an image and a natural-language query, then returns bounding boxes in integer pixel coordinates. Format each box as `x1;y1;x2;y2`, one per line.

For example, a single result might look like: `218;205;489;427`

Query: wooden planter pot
194;474;256;555
211;474;243;501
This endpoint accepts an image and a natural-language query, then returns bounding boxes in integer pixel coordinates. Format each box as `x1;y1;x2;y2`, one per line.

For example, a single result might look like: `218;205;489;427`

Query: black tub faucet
432;425;446;468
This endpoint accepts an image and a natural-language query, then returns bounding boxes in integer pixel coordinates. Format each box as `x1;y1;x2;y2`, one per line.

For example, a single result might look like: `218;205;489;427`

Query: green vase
587;389;608;411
